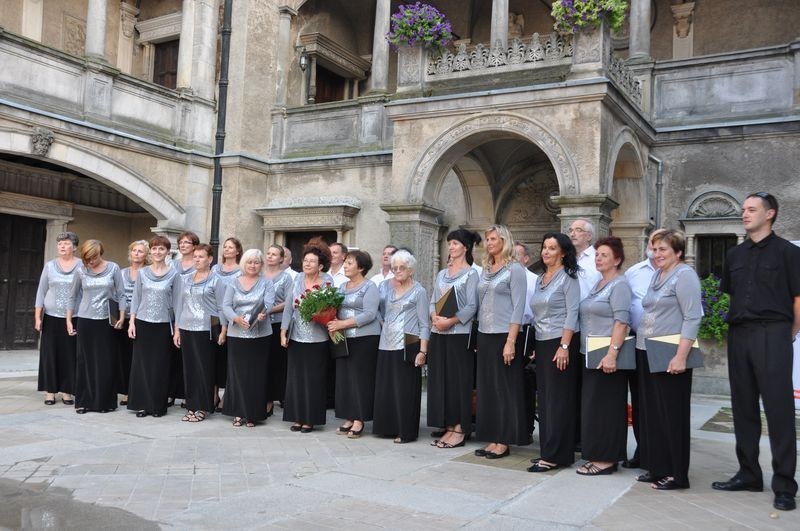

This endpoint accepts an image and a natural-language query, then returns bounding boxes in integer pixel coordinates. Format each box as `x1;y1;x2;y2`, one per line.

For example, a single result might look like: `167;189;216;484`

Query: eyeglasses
391;265;410;273
568;227;586;234
178;240;193;245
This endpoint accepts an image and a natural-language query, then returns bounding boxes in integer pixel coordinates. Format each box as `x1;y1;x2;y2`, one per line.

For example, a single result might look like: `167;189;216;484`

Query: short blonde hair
651;229;687;261
239;248;265;270
482;225;516;268
128;240;151;264
80;239;104;265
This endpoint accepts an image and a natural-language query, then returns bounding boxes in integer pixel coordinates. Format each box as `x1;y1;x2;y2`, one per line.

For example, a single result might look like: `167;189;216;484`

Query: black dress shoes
711;477;763;492
621;458;640;469
773;492;796;511
474;448;488;457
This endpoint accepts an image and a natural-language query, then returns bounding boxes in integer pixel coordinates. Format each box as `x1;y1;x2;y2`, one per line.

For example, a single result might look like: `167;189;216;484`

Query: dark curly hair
534;232;578;278
303;237;331;272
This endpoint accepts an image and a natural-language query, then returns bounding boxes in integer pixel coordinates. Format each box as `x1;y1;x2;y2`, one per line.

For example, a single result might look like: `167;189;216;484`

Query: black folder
330;337;349;359
585;335;636;370
247;301;266;326
644;335;703;373
435;287;458;318
404;332;421;364
107;299;120;327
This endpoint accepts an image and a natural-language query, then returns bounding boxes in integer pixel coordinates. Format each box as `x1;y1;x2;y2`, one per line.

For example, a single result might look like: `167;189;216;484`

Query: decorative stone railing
607;51;643;106
426;34;573;78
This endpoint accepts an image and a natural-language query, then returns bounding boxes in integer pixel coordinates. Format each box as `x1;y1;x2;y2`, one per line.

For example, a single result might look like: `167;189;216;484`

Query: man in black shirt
711;192;800;511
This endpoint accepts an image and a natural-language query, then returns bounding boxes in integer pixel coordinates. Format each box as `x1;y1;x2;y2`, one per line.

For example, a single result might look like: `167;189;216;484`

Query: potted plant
550;0;628;35
696;274;732;395
386;3;453;91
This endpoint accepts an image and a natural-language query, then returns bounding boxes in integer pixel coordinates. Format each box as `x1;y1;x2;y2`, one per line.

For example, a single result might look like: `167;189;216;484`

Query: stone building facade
1;0;799;355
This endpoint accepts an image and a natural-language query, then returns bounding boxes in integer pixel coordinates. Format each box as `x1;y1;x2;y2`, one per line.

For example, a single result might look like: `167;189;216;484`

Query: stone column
85;0;108;60
21;0;44;41
191;0;220;100
176;0;196;91
552;194;620;239
628;0;651;62
369;0;391;93
490;0;508;49
274;5;297;106
116;1;139;74
380;203;444;292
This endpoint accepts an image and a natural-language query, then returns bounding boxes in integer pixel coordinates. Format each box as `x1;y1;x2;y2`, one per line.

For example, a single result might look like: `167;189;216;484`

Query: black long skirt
215;341;228;388
475;333;528;445
115;321;133;395
427;333;473;432
74;317;118;411
283;340;328;425
648;367;693;486
266;323;287;401
223;336;270;421
636;348;660;471
581;364;628;462
127;320;173;415
180;329;216;413
535;336;580;465
373;348;422;440
169;347;186;400
37;314;76;394
335;335;379;421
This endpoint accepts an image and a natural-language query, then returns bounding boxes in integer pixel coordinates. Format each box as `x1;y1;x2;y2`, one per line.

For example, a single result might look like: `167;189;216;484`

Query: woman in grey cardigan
637;230;702;490
326;250;381;439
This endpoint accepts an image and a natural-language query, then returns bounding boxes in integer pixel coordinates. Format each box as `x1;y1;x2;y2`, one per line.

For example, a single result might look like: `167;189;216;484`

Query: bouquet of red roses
295;282;345;343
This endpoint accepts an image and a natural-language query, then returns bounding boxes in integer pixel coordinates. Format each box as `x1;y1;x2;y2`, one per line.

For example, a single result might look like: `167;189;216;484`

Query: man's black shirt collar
746;231;776;249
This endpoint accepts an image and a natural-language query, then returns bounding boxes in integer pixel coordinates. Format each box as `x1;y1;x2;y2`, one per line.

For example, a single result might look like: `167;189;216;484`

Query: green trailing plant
385;2;454;51
551;0;629;35
698;274;729;345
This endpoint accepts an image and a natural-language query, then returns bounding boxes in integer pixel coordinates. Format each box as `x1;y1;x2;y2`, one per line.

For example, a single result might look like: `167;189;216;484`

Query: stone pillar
191;0;220;100
628;0;651;62
684;233;696;267
21;0;44;41
369;0;391;93
116;1;139;75
380;203;444;292
274;5;297;106
308;56;318;104
671;2;695;60
176;0;195;91
490;0;508;49
553;194;619;239
85;0;108;61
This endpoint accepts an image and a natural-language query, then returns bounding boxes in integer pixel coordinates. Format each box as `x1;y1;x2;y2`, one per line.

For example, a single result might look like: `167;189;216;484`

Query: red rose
312;284;320;289
326;282;332;287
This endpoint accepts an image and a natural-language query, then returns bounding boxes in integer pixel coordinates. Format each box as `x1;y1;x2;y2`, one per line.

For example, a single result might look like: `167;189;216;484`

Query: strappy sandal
337;423;354;435
436;430;466;448
576;462;617;476
245;420;255;428
233;417;243;427
188;410;206;422
182;412;195;422
527;459;559;472
431;430;452;446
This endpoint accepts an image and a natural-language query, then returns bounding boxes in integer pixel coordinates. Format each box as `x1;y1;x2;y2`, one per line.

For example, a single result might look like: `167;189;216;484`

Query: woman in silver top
222;249;275;427
126;235;178;418
637;230;702;491
264;244;293;416
34;231;80;406
474;225;528;460
118;240;149;407
211;237;243;412
576;237;632;476
373;250;430;444
173;243;227;423
326;250;381;439
66;239;125;414
280;242;335;433
169;230;199;408
428;229;480;449
528;232;581;472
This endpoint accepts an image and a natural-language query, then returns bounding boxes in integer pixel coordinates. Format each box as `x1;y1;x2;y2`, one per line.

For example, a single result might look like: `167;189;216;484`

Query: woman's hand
327;319;343;333
598;352;617;373
235;316;250;330
173;330;181;348
217;326;227;345
667;355;686;374
280;329;288;348
553;346;569;371
502;340;515;366
257;312;267;322
431;315;456;332
66;319;76;336
414;352;427;367
34;317;42;332
113;315;124;330
128;321;136;339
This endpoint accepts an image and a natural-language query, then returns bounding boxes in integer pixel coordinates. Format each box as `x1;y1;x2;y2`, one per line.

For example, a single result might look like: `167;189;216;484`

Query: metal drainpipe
209;0;233;257
649;153;663;228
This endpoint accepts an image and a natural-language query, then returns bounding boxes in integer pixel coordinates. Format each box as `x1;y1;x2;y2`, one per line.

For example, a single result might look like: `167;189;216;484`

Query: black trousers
646;364;693;487
728;322;797;495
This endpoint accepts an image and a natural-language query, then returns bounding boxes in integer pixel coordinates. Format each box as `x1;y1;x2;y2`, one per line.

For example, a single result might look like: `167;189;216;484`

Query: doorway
0;214;46;349
284;231;337;271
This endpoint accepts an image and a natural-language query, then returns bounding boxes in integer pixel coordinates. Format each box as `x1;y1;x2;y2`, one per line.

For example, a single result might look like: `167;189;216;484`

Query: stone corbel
671;2;695;39
552;194;619;238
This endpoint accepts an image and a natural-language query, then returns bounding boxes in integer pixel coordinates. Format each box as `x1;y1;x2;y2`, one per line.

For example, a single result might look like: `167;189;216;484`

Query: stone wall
0;0;23;34
67;210;156;265
138;0;181;20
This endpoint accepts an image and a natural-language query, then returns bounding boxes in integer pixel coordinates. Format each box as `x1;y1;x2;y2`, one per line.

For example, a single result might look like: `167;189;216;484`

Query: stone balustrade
0;29;214;150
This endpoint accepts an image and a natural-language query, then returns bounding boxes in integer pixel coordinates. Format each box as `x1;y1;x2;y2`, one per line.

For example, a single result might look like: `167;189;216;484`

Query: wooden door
0;214;46;349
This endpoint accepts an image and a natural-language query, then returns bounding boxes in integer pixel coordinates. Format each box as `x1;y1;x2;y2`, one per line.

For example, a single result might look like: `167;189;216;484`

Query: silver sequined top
578;276;632;354
477;263;526;334
223;276;276;339
175;260;195;277
636;263;702;350
129;266;178;324
69;262;125;320
429;267;479;335
121;267;138;314
531;268;581;340
338;280;381;338
281;273;335;343
379;281;431;351
35;259;80;318
174;272;227;331
267;270;294;325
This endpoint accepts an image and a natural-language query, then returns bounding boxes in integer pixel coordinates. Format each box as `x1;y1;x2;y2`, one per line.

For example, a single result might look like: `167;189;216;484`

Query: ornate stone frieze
426;33;572;77
135;12;181;44
0;192;72;218
608;51;643;106
687;192;740;218
255;197;361;232
30;127;55;156
63;14;86;57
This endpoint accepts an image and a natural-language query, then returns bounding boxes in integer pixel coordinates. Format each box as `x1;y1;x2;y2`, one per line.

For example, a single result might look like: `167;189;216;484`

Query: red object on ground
627;403;633;426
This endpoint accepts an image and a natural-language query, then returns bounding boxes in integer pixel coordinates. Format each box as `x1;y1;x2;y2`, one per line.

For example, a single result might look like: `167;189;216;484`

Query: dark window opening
314;66;346;104
285;231;337;271
153;39;179;90
695;235;737;279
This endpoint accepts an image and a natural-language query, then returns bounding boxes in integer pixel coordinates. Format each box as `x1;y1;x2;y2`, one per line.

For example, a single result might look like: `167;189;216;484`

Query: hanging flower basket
551;0;628;35
386;2;454;51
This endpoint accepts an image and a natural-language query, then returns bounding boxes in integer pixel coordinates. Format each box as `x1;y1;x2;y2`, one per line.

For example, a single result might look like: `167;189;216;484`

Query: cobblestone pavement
1;351;798;530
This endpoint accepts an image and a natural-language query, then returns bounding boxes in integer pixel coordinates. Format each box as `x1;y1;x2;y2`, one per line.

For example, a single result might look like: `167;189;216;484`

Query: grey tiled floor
1;351;798;529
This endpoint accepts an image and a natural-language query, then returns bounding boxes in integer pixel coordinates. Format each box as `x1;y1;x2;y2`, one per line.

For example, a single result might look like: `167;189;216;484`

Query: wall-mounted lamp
298;47;309;71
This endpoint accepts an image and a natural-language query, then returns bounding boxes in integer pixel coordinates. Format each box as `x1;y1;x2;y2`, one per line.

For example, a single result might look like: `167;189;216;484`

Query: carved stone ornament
120;2;139;39
63;14;86;57
30;128;55;156
608;51;643;105
671;2;695;39
687;192;740;218
508;13;525;39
